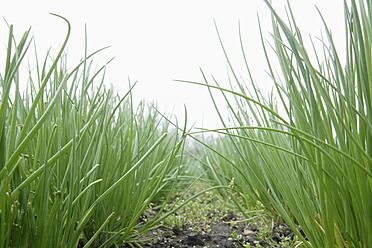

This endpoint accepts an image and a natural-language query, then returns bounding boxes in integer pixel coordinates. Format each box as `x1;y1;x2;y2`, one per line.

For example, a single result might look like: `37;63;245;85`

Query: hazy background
0;0;345;129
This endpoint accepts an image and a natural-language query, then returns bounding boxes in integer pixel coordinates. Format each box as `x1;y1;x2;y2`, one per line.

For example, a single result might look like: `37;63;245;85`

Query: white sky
1;0;345;130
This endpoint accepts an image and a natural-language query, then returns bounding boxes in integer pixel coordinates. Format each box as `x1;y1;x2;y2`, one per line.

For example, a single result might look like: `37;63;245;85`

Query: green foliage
163;191;229;232
0;15;186;247
2;1;372;247
186;0;372;247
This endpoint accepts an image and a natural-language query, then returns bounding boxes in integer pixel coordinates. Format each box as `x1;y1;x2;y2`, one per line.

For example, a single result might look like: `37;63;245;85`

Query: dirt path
133;212;297;247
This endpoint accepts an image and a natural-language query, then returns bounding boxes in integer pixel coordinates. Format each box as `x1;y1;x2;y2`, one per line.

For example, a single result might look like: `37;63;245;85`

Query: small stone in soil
184;232;205;246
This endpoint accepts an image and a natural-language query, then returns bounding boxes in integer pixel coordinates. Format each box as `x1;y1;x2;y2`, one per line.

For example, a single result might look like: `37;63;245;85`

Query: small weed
162;191;229;232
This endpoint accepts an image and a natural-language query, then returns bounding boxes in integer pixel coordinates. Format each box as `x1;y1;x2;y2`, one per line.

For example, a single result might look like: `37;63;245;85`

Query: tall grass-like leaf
185;0;372;247
0;15;187;247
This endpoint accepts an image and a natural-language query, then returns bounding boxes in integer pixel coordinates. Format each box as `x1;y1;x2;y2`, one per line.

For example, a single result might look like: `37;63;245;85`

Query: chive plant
185;0;372;247
0;16;187;247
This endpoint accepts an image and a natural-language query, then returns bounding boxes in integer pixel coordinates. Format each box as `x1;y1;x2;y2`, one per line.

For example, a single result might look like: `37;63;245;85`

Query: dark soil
132;212;298;248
